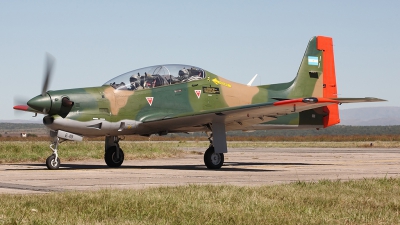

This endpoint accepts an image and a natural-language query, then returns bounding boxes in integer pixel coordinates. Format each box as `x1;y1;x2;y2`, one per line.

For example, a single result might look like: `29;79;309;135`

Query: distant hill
0;122;48;137
340;106;400;126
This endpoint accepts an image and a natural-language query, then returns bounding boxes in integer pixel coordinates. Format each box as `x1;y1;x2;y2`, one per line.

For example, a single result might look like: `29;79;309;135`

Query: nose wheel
46;154;60;170
46;137;62;169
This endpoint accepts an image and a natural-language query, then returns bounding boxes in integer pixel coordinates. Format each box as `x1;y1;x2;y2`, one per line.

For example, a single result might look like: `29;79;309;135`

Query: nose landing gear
46;137;63;170
44;130;83;170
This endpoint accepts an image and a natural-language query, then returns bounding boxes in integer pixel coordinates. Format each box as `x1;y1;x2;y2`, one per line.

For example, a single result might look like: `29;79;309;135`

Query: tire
105;146;124;168
46;154;60;170
204;146;224;169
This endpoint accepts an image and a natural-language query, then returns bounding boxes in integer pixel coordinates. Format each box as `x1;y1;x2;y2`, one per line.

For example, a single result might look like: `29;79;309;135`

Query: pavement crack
0;182;64;193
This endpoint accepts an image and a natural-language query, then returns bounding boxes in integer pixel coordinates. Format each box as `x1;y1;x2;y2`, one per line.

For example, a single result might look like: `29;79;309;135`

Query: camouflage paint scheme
18;36;384;136
14;36;385;169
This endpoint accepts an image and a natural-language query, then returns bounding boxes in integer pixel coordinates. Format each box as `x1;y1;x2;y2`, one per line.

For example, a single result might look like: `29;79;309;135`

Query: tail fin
290;36;340;127
287;36;336;98
263;36;384;128
317;36;340;127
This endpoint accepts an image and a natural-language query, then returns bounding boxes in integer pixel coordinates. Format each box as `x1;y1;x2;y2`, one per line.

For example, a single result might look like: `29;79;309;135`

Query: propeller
15;53;74;119
42;53;55;97
13;95;30;117
42;54;74;111
25;53;56;114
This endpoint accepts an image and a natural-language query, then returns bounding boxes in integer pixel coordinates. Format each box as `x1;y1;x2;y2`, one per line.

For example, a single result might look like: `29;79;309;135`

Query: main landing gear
104;136;124;168
45;133;125;170
203;133;224;169
45;128;224;170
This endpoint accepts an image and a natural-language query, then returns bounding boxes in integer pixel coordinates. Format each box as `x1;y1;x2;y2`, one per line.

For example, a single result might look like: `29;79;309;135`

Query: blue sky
1;1;399;121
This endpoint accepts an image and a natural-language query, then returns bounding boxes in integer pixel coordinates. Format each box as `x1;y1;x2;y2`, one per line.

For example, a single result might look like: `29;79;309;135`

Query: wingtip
333;97;387;103
365;97;387;102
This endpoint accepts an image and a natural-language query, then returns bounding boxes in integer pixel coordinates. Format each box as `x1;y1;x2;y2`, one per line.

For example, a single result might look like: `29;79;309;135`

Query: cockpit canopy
103;64;205;90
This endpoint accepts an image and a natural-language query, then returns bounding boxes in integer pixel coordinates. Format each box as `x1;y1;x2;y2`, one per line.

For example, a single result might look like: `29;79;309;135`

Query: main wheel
105;146;124;168
204;146;224;169
46;154;60;170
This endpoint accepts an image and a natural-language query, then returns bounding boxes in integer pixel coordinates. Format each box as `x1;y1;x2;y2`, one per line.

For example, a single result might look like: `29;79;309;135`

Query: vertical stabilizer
284;36;340;127
286;37;325;99
316;36;340;127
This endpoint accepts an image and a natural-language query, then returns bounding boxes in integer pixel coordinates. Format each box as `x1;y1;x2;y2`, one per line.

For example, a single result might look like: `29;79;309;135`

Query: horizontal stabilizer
333;97;386;103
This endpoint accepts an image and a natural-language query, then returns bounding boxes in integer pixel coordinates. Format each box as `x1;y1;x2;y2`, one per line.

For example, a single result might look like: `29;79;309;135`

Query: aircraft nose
27;94;52;113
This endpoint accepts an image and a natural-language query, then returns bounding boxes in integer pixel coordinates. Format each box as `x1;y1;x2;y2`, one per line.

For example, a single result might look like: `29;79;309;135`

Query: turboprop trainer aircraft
14;36;385;170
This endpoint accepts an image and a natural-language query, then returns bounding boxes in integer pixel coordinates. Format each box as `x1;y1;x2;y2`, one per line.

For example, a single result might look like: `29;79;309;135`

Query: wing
136;97;347;134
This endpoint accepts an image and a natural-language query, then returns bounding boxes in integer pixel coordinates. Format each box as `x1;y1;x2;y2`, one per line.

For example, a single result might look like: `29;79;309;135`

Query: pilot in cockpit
178;67;203;82
129;73;143;90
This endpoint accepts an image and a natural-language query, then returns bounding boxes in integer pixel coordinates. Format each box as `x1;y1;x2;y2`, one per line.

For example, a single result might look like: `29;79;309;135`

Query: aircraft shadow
227;162;331;166
7;161;329;172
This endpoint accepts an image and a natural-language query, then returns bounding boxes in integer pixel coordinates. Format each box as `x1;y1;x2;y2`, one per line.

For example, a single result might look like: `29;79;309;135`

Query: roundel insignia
146;97;154;106
195;90;201;99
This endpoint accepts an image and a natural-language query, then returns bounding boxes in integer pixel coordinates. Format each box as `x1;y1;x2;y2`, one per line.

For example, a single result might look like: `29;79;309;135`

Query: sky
1;1;399;121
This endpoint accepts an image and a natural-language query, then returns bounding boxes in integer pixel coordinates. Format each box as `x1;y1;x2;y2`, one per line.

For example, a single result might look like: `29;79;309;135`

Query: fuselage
29;65;270;136
26;59;328;137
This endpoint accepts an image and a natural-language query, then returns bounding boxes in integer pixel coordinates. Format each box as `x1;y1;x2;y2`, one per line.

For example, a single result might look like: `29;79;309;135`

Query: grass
1;140;399;164
0;141;188;164
0;178;399;224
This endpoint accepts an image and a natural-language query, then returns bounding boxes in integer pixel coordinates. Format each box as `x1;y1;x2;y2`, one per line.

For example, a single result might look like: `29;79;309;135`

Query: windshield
103;64;205;90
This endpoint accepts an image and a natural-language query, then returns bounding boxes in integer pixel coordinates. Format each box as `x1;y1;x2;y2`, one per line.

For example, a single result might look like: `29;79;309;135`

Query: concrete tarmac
1;147;399;194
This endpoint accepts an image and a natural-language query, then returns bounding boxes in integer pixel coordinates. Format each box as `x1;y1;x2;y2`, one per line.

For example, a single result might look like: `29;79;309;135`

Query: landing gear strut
203;132;224;169
46;137;62;170
45;130;83;170
104;136;124;167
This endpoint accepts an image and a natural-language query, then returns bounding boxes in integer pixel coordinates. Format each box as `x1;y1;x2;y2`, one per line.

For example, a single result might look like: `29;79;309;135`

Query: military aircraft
14;36;385;170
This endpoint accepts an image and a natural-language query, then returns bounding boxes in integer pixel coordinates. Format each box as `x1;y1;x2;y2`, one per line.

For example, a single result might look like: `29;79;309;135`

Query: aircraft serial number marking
202;87;220;94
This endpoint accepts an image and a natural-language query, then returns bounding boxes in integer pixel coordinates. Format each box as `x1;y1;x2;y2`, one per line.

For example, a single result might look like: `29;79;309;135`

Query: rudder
316;36;340;127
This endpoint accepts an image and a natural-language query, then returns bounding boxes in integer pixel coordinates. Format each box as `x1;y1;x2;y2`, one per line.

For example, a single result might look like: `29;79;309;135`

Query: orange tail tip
317;36;340;127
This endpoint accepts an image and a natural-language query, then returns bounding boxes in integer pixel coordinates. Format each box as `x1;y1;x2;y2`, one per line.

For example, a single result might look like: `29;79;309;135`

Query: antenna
247;74;258;86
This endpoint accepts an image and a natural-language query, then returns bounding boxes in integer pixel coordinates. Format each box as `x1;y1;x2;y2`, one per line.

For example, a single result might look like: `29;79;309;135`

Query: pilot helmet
130;74;139;82
179;68;189;80
130;74;140;88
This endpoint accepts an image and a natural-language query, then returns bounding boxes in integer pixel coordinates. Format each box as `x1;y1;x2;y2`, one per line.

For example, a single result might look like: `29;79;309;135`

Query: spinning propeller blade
42;53;55;97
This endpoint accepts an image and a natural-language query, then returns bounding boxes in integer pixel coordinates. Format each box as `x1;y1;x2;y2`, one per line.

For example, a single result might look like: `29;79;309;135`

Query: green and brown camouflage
14;36;385;169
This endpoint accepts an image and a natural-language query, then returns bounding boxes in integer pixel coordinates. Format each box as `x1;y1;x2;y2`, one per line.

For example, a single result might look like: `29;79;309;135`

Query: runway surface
1;147;399;194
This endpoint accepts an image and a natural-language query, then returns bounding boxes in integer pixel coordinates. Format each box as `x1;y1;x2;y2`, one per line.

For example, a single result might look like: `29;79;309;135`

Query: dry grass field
1;135;400;163
0;178;399;224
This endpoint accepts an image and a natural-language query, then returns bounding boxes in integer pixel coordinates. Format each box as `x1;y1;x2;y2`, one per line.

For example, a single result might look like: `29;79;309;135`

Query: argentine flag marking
308;56;318;66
